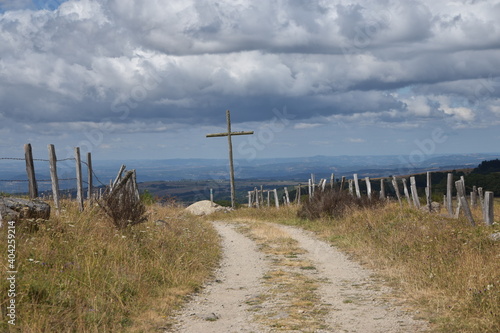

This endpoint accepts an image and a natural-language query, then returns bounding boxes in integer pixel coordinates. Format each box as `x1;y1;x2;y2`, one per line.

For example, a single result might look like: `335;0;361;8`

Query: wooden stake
74;147;84;212
379;178;386;200
365;177;372;199
446;173;453;217
24;143;38;199
484;191;494;226
353;174;361;198
410;176;420;208
426;172;432;213
392;176;402;206
273;189;279;208
455;180;475;226
402;178;412;206
47;144;60;211
87;152;93;202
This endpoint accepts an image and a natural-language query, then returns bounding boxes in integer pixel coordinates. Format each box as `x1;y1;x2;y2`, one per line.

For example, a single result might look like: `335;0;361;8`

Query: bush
297;189;384;220
99;171;147;229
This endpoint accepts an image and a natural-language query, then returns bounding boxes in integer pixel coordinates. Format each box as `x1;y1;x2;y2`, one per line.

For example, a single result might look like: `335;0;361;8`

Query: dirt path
169;221;428;332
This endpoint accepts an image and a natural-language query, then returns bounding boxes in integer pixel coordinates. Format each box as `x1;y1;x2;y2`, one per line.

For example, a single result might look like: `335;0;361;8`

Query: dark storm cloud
0;0;500;138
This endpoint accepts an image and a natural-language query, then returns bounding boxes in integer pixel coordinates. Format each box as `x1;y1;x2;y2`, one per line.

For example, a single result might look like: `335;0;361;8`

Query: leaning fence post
273;189;279;208
483;191;494;226
455;180;475;226
24;143;38;199
340;176;346;191
74;147;84;212
410;176;420;208
47;144;60;211
365;177;372;199
87;152;93;203
392;176;402;206
402;178;412;207
284;187;290;205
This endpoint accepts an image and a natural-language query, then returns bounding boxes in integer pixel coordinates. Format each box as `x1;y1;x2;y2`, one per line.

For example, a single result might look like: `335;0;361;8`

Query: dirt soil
168;221;429;333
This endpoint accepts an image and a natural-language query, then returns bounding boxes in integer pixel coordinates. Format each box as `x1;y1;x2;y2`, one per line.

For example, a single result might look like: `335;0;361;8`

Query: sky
0;0;499;163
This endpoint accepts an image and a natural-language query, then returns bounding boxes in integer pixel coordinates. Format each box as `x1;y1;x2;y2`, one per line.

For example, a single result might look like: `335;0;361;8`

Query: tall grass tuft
0;200;220;332
297;188;383;220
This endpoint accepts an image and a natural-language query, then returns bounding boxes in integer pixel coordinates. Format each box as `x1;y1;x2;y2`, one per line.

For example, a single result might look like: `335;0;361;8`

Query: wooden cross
206;110;254;208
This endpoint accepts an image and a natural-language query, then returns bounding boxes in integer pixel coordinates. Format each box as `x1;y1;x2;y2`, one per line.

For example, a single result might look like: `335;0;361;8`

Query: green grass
0;200;220;332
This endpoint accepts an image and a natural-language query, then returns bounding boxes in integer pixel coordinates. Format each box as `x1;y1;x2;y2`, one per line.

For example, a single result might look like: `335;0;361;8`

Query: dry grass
0;200;220;332
215;199;500;333
235;220;329;331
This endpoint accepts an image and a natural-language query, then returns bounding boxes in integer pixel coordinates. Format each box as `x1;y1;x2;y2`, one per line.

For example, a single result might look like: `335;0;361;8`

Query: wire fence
0;153;107;196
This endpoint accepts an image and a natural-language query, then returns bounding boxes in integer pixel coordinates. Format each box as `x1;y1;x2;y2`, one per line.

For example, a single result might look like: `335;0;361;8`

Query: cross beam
206;110;254;208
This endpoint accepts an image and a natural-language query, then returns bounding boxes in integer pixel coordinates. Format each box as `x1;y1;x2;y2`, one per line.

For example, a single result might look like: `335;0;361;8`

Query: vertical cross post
206;110;253;208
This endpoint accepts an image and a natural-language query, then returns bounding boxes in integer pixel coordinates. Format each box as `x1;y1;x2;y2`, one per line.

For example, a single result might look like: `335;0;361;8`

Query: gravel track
169;221;429;333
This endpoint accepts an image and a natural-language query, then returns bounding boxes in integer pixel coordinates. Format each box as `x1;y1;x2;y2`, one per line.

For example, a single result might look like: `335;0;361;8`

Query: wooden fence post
348;179;353;196
254;187;260;209
455;180;475;226
24;143;38;199
307;179;311;200
471;186;477;208
483;191;494;226
392;176;402;206
340;176;346;191
296;184;301;204
87;152;93;202
330;173;335;189
426;172;432;213
380;179;386;200
47;144;60;211
410;176;420;208
364;177;371;199
478;187;484;208
353;174;361;198
74;147;84;212
446;173;453;217
284;187;290;205
311;174;316;197
273;189;279;208
402;178;412;207
248;191;252;207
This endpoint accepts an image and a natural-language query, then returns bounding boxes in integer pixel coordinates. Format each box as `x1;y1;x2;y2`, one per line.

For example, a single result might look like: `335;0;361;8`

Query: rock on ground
0;197;51;222
185;200;228;216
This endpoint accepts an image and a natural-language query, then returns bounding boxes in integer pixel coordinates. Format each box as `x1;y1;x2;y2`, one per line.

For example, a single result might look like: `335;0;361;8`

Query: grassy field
211;199;500;333
0;200;220;332
2;196;498;332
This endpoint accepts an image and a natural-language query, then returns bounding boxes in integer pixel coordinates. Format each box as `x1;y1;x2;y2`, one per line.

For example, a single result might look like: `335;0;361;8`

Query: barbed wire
0;156;108;187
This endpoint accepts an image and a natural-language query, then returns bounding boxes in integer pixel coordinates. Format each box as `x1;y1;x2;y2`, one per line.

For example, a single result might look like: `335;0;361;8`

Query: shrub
297;189;383;220
99;170;147;229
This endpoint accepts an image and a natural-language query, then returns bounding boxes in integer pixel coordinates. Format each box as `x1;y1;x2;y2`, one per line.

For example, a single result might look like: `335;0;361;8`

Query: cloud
0;0;499;159
344;138;365;143
294;123;322;129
